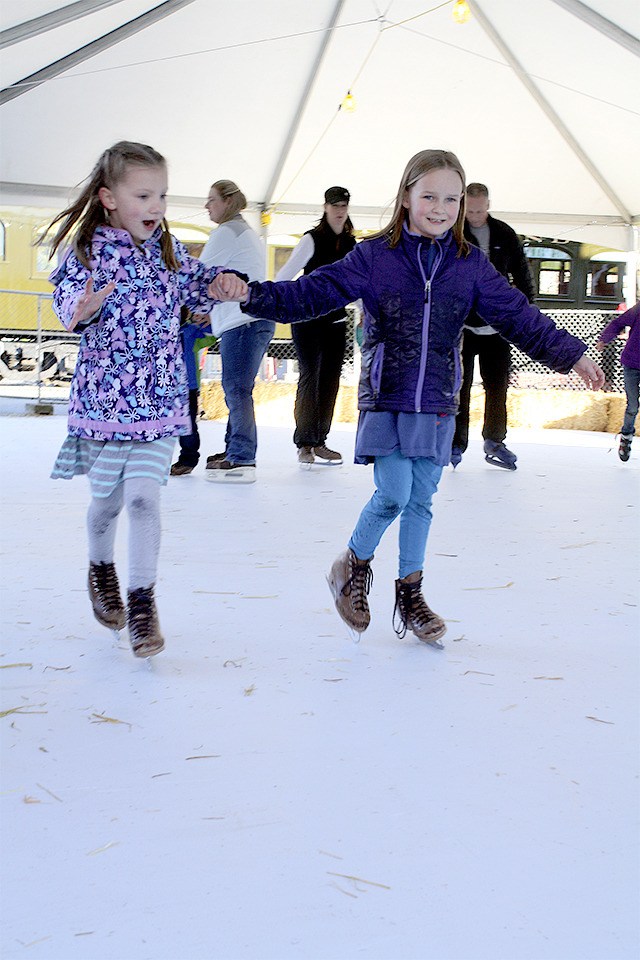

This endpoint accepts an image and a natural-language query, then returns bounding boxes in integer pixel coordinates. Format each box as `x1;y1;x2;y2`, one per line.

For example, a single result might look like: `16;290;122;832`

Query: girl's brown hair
374;149;469;255
210;180;247;223
40;141;178;270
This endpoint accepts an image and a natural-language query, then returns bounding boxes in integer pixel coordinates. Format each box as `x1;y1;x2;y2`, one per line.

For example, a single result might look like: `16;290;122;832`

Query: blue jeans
219;320;275;464
348;451;443;579
622;366;640;436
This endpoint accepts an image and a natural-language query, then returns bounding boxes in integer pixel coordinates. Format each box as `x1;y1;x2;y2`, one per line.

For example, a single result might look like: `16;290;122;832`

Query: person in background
451;182;536;470
213;149;604;648
200;180;275;484
276;186;356;467
170;308;213;476
596;301;640;461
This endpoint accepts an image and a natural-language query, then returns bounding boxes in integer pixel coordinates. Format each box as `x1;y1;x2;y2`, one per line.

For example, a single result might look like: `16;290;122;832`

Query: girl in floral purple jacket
44;141;245;658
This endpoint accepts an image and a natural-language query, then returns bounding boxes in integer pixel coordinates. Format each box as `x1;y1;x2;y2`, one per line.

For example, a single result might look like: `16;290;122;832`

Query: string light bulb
260;209;272;227
340;90;356;113
452;0;471;24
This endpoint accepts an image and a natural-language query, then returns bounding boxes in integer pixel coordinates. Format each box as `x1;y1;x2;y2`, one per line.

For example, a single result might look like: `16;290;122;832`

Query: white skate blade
485;455;517;471
205;466;256;484
419;634;445;650
312;459;343;467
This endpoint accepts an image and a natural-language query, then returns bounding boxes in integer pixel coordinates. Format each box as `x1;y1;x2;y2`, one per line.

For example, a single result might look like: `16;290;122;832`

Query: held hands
572;354;605;390
71;278;115;329
209;273;249;303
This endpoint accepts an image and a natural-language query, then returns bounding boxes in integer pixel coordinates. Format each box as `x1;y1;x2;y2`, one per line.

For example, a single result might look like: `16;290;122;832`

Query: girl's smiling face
98;164;168;242
402;168;463;240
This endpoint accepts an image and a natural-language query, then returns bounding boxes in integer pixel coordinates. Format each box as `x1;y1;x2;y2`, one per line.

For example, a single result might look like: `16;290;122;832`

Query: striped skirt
51;436;176;498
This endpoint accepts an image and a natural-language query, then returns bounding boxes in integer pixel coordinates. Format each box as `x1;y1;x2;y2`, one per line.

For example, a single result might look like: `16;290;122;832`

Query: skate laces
128;587;155;629
394;579;433;638
89;562;123;611
343;556;373;611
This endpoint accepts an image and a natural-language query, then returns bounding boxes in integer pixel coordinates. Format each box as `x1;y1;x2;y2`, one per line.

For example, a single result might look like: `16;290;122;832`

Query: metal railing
0;291;626;404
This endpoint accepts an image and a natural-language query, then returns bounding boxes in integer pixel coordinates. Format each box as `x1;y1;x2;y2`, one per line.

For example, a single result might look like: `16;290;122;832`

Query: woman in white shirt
200;181;275;483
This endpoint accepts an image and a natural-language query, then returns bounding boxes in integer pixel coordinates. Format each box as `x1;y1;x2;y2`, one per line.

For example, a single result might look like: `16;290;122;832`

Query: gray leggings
87;477;161;590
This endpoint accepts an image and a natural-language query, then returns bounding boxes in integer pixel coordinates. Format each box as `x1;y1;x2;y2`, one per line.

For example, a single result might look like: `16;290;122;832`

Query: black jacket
464;214;535;329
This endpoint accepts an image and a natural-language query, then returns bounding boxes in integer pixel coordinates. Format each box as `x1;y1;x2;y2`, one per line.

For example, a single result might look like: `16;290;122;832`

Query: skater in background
170;307;214;476
596;301;640;462
200;179;275;484
275;186;356;467
451;182;536;471
214;149;604;646
43;141;237;657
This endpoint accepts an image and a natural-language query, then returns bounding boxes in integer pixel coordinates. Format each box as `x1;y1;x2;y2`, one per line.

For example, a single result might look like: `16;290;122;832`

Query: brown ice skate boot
127;586;165;658
394;574;446;648
327;549;373;634
88;562;126;631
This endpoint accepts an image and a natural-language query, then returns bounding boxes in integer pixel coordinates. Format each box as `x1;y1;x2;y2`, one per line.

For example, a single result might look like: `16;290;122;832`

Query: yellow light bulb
341;91;356;113
260;210;272;227
452;0;471;24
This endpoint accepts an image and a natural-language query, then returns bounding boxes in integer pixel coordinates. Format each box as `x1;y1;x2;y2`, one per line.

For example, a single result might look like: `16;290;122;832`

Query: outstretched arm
573;354;605;390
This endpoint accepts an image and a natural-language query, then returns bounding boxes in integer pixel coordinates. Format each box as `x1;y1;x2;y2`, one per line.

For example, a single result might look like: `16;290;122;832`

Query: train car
523;238;627;311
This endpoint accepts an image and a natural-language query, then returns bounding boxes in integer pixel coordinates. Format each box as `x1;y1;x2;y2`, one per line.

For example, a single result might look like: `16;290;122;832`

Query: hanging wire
269;2;458;211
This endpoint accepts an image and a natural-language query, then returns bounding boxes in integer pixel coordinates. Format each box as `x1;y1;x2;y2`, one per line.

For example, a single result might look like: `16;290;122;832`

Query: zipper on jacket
414;242;442;412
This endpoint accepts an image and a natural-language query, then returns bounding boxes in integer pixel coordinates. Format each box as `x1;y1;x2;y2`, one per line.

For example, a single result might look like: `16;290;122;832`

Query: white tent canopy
1;0;639;250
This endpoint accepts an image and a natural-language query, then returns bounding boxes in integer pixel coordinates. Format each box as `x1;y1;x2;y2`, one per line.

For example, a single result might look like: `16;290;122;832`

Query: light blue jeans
219;320;275;464
622;366;640;436
348;451;443;579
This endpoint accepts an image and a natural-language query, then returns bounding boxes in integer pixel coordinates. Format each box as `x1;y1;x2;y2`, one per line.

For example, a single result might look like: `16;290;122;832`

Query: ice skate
170;461;195;476
206;451;227;466
327;549;373;638
313;444;343;465
88;562;126;632
205;459;257;483
484;439;517;471
298;446;315;470
618;434;632;462
127;586;165;658
393;576;446;649
450;446;463;469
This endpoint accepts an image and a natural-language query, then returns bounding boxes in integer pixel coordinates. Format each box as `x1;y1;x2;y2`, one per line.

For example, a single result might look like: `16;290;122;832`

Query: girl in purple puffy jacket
215;150;604;649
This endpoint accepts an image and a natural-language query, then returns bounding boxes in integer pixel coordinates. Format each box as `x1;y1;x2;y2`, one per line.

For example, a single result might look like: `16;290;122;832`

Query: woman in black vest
276;186;356;466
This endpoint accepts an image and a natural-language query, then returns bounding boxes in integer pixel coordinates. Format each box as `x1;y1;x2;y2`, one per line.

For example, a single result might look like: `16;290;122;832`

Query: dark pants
292;317;346;448
176;389;201;467
453;330;511;452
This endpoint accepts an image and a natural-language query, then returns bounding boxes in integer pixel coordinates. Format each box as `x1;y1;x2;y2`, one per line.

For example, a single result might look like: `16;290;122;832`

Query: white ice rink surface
1;413;638;960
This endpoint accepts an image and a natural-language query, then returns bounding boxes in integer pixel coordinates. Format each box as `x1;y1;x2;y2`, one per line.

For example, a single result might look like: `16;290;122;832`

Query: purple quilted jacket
242;227;586;416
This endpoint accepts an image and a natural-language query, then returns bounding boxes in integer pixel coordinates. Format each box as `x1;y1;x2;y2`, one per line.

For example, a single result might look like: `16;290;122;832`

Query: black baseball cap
324;186;350;205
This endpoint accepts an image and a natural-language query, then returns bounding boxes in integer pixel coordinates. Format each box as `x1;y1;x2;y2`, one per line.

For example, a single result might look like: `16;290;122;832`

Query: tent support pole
468;0;633;225
548;0;640;58
261;0;347;212
0;0;198;105
0;0;126;50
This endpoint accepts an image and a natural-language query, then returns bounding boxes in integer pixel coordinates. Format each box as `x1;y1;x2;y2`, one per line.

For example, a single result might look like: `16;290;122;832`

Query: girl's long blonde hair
40;141;178;270
374;149;469;255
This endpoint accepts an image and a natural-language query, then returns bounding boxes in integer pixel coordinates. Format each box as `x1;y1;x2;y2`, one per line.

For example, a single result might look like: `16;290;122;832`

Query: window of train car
0;220;5;260
525;245;572;299
585;261;622;300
